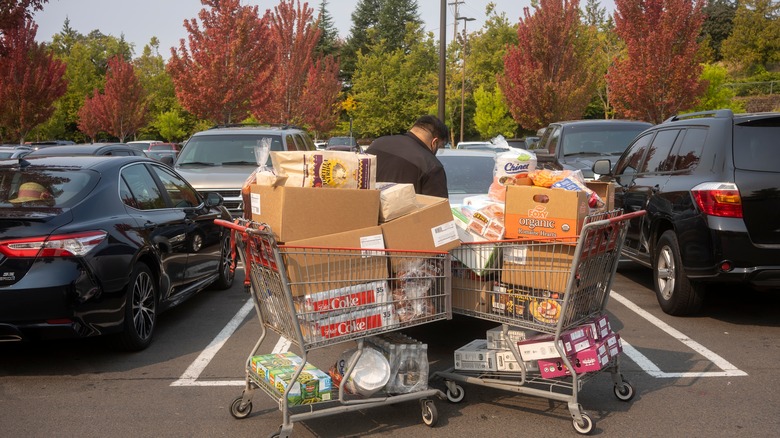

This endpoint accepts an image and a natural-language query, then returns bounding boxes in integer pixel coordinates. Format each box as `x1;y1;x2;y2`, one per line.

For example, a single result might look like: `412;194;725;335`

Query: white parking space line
610;291;748;378
171;299;254;387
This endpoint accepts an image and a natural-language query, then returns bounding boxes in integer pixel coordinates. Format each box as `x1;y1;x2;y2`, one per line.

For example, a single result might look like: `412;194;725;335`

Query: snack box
495;350;539;373
604;332;623;358
273;365;333;405
486;325;537;350
504;185;589;240
560;324;596;356
251;352;303;381
454;339;497;371
590;314;612;340
537;340;610;379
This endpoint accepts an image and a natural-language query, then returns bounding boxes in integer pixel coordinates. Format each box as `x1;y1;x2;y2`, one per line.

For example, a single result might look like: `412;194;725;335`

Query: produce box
504;185;589;239
500;242;576;294
273;365;333;405
454;339;497;372
381;194;460;252
284;226;388;296
249;185;380;242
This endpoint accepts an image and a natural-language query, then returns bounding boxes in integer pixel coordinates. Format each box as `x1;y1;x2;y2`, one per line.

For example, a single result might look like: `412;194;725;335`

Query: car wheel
118;263;157;351
653;230;705;316
212;235;235;290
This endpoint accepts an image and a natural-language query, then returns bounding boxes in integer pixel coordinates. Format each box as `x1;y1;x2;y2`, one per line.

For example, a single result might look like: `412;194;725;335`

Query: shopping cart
435;209;645;435
216;218;451;438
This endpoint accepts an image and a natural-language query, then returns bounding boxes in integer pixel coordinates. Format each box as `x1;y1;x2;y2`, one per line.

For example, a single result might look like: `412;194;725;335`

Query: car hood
174;164;256;190
0;209;74;239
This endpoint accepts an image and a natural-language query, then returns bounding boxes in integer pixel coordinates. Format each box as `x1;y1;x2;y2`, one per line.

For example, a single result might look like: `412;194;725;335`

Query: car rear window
178;134;284;166
733;118;780;172
0;168;97;208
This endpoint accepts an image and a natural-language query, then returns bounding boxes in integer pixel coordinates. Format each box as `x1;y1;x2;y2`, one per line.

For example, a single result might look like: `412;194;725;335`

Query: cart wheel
230;396;252;419
572;413;593;435
268;429;281;438
446;384;465;403
421;399;438;427
614;380;635;401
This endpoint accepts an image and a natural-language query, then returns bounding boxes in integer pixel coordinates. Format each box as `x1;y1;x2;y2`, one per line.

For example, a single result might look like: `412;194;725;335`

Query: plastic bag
242;138;286;218
488;137;537;202
329;347;391;397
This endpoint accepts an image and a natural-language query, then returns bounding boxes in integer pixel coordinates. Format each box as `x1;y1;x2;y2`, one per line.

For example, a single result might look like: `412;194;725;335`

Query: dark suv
175;125;315;217
593;109;780;315
535;119;652;178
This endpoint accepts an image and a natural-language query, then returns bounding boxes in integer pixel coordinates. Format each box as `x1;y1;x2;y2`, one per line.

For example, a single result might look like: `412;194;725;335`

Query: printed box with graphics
294;280;391;315
285;226;388;296
251;352;303;381
516;334;564;361
272;365;333;405
500;242;576;294
454;339;497;372
537;339;611;379
486;325;537;350
250;185;380;242
504;185;589;240
381;194;461;252
559;324;596;356
604;332;623;358
300;304;398;343
495;350;539;373
591;314;612;340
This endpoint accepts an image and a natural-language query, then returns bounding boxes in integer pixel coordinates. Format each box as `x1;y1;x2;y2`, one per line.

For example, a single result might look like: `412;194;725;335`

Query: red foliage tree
0;0;47;55
167;0;273;125
499;0;601;130
607;0;706;123
85;55;147;142
0;17;66;144
77;89;104;143
298;56;342;136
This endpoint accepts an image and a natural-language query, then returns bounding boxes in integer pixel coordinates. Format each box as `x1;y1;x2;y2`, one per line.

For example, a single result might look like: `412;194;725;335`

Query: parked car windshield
177;134;283;166
0;168;97;209
561;125;648;156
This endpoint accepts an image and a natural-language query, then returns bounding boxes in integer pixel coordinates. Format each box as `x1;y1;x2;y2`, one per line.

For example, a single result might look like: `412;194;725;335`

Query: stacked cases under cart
216;219;452;438
435;210;644;435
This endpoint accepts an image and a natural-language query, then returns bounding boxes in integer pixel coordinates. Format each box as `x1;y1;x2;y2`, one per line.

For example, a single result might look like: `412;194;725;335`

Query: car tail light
691;182;743;218
0;231;107;258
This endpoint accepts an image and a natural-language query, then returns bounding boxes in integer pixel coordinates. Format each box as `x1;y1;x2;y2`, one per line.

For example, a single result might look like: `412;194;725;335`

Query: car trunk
0;211;73;286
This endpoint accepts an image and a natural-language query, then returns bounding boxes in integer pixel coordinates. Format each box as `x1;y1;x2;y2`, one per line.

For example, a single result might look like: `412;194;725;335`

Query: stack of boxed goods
454;314;622;378
245;149;461;344
249;352;332;404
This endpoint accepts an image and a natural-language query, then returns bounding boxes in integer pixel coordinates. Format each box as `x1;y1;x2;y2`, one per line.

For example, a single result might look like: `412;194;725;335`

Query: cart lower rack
435;210;644;435
216;219;452;437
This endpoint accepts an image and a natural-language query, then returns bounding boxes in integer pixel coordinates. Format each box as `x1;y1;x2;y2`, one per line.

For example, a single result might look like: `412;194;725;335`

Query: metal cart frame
216;219;451;438
435;210;645;434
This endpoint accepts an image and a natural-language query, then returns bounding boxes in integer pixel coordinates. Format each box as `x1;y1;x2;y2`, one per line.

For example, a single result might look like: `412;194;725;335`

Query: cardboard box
454;339;497;371
586;181;615;212
605;332;623;358
559;325;595;356
504;185;589;239
294;280;391;315
516;334;564;361
249;185;380;242
591;314;612;340
273;365;333;405
284;226;388;296
301;304;398;343
451;275;490;314
537;340;610;378
489;283;534;319
501;242;576;294
495;350;539;373
251;352;303;380
486;325;536;350
381;195;461;252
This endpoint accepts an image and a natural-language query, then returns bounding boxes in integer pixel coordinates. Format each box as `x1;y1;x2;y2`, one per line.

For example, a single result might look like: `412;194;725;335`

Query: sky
33;0;614;58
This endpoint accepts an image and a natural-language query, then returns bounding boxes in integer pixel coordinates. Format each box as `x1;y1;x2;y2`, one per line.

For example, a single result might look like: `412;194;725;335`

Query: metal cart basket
216;219;451;438
435;210;645;434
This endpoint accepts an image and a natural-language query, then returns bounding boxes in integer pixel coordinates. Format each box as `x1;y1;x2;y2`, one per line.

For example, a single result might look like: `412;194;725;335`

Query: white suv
174;125;315;217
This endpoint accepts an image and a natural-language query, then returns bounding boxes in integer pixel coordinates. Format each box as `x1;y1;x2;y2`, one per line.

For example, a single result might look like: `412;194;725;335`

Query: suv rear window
178;134;284;166
562;125;649;156
733;119;780;172
0;169;97;208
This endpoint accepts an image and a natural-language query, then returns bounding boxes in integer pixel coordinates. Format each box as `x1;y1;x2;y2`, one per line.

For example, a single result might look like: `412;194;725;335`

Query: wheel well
136;252;160;292
650;219;674;256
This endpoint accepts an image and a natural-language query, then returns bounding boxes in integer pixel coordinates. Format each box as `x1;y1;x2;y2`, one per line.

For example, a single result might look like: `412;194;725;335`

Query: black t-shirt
366;132;448;198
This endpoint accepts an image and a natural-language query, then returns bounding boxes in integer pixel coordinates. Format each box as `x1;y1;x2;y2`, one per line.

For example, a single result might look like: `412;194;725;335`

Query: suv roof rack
664;109;734;123
208;123;304;130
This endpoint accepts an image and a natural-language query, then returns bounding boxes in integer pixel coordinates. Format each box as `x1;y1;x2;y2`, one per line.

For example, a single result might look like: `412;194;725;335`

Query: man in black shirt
365;115;449;198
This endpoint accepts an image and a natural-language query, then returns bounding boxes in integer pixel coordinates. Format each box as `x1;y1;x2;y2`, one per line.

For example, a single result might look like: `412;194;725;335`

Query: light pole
457;16;475;145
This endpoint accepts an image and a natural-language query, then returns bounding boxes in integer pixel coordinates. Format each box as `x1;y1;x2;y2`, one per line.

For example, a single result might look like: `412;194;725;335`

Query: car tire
117;263;158;351
653;230;705;316
212;235;235;290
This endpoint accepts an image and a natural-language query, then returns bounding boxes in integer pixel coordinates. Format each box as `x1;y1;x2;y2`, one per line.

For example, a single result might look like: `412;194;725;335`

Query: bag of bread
271;150;377;189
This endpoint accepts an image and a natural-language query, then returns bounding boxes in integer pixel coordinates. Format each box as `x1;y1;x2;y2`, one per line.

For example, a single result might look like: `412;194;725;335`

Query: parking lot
2;262;779;437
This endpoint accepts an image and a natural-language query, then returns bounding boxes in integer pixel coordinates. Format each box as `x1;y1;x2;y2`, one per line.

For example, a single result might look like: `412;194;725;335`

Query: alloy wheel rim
221;238;234;281
657;246;675;300
132;272;155;340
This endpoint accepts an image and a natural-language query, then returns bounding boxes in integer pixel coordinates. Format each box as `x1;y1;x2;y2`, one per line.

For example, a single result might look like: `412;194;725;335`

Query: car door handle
652;184;660;193
143;221;157;230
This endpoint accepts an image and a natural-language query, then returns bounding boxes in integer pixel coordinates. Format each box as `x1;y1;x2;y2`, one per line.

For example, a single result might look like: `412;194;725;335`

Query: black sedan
0;156;235;350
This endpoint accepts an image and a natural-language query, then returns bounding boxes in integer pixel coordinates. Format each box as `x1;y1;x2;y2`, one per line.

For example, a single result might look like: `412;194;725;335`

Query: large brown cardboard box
249;185;380;242
500;242;576;293
504;185;589;240
283;226;388;296
585;181;615;212
451;276;490;314
380;195;461;252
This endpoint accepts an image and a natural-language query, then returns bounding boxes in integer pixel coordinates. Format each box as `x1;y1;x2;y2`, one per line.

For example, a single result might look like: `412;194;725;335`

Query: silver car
436;148;497;205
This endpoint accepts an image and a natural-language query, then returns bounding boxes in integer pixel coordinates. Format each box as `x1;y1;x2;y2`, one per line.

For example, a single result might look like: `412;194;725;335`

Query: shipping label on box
454;339;497;371
537;341;610;379
560;325;596;356
486;325;536;350
516;334;564;361
504;185;589;239
495;350;539;372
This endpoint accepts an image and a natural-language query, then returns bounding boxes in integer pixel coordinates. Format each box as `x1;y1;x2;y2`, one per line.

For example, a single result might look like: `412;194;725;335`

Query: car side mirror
592;159;612;177
160;155;174;166
205;192;223;208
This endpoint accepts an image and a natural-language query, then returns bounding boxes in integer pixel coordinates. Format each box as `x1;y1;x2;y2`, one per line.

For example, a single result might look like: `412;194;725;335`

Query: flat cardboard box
284;226;388;296
501;242;576;293
454;339;497;371
504;185;589;239
451;276;490;315
249;185;380;242
381;194;461;252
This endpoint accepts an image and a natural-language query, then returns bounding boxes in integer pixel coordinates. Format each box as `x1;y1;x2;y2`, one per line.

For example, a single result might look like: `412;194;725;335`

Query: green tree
133;37;176;140
692;63;745;112
153;109;188;142
720;0;780;75
473;85;515;139
350;27;437;138
700;0;736;62
315;0;340;57
499;0;601;131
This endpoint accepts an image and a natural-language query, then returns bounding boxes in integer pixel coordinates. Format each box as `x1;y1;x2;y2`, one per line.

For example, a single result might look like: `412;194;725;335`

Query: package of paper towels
377;182;417;222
